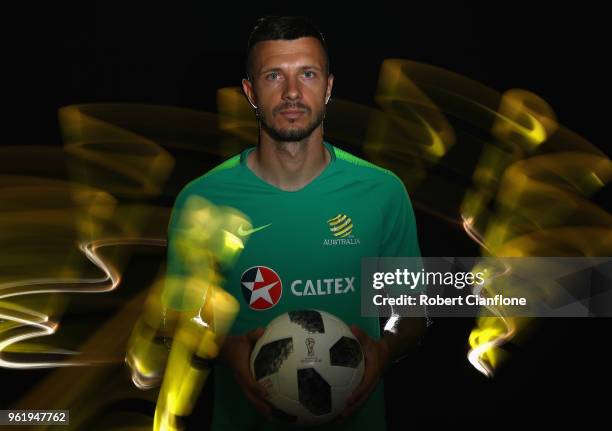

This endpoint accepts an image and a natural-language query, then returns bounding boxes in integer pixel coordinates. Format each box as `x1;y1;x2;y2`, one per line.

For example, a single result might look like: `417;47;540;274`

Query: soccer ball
250;309;364;426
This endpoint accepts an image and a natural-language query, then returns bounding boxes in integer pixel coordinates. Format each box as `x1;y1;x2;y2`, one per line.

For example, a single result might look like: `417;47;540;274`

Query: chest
217;193;383;327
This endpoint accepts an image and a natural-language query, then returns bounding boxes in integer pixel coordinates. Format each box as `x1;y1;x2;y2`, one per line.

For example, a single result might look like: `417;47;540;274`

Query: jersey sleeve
379;175;428;298
380;175;421;258
162;183;199;312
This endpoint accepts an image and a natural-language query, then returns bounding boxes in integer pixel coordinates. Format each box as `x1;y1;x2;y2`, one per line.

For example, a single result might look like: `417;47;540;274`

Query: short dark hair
245;16;330;79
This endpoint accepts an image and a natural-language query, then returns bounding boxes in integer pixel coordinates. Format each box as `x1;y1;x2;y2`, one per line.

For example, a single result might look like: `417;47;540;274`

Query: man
166;16;425;430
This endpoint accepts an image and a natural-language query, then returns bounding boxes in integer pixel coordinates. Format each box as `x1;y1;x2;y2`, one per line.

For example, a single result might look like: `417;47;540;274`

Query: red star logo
240;266;283;310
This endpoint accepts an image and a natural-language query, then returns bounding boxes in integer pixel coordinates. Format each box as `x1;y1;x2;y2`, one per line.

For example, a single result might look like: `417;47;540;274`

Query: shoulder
332;144;408;197
172;152;243;208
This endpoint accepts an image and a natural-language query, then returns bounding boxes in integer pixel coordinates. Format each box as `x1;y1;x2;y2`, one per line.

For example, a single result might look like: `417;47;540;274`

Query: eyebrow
259;65;322;75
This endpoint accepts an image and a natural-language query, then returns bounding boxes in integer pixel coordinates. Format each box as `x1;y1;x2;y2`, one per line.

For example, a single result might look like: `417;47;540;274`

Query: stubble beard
259;104;326;143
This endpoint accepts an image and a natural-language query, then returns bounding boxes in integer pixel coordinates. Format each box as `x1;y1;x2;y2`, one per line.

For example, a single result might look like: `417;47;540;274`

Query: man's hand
218;327;273;418
337;325;391;422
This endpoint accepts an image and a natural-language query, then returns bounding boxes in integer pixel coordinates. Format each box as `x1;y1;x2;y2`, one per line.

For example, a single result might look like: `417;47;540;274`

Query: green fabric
164;141;421;430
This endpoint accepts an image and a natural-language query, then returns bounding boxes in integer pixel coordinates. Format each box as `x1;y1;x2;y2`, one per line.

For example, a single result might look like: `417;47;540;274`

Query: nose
282;75;302;102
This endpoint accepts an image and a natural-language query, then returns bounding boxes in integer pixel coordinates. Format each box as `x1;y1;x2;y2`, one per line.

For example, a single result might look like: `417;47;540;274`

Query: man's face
243;37;333;142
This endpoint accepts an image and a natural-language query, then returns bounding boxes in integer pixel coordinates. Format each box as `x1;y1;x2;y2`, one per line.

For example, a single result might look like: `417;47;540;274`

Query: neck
248;128;330;191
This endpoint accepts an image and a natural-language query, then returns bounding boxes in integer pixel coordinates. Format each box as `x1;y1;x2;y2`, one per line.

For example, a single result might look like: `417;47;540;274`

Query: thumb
247;327;265;342
350;324;367;343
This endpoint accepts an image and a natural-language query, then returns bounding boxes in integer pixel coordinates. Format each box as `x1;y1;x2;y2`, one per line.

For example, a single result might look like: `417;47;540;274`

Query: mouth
279;110;306;120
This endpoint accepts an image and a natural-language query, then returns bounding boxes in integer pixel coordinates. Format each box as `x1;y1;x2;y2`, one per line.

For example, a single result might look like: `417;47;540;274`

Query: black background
2;2;610;428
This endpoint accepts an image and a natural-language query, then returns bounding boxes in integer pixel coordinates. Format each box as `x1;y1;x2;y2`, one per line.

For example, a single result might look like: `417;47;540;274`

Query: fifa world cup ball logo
305;337;315;356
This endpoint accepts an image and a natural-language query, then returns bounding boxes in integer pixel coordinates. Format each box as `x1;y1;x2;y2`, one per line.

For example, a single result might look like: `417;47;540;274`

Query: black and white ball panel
253;337;293;381
288;309;325;333
250;310;365;425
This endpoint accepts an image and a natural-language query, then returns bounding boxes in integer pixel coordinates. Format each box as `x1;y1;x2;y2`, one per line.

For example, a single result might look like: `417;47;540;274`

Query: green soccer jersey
165;141;421;431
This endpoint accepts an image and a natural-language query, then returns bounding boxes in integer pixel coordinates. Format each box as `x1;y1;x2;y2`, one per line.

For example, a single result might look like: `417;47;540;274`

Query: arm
341;317;426;423
217;328;273;418
380;315;426;368
339;174;427;421
379;173;428;365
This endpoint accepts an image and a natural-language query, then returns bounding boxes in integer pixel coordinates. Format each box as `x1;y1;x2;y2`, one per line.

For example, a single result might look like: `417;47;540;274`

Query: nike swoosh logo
237;223;272;236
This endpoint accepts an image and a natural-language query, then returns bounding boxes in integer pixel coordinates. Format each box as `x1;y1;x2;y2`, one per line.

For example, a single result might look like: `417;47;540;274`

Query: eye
266;72;280;81
303;70;316;78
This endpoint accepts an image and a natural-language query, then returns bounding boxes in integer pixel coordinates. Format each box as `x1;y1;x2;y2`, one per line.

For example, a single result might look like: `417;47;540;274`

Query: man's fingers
347;377;368;406
346;373;376;406
235;369;271;414
247;327;265;343
341;379;377;420
236;364;268;398
226;328;273;419
337;326;385;422
242;386;272;416
351;325;371;358
250;379;269;398
350;324;367;343
349;353;378;402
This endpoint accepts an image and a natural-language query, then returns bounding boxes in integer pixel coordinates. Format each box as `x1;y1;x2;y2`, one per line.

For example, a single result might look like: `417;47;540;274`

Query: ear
325;73;334;104
242;78;258;109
